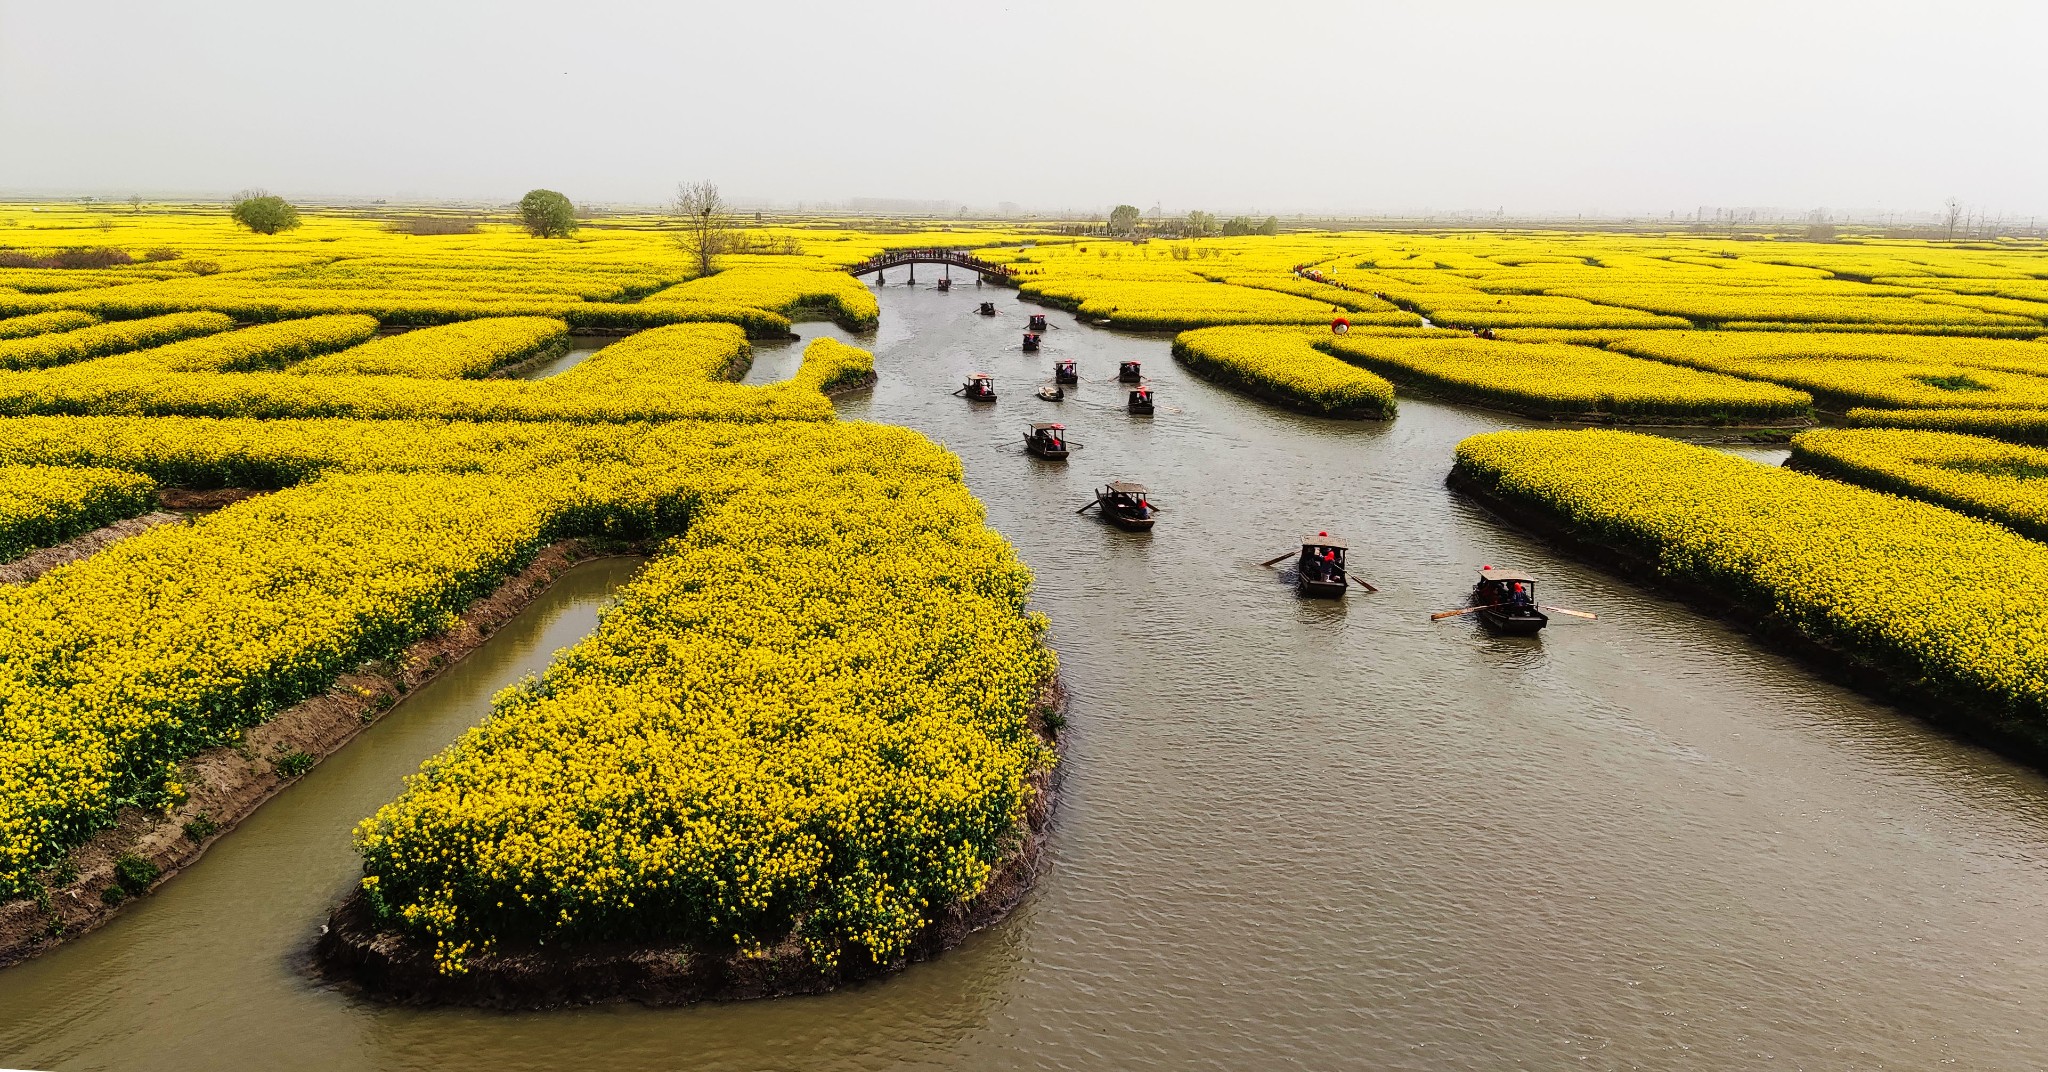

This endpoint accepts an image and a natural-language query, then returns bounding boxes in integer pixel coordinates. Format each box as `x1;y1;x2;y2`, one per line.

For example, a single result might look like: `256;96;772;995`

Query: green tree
1184;210;1217;238
1221;215;1254;236
228;190;300;235
1108;204;1141;235
1257;215;1280;236
519;189;578;239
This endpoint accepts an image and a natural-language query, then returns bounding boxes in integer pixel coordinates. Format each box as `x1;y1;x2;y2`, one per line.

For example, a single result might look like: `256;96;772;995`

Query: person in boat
1509;581;1533;608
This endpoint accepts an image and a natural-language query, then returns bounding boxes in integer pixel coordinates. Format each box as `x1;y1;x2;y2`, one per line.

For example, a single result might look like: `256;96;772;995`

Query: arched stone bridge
845;249;1015;283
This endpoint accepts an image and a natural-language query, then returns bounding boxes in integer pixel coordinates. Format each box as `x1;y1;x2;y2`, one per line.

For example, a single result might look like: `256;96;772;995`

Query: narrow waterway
7;285;2048;1071
503;335;608;380
0;558;646;1072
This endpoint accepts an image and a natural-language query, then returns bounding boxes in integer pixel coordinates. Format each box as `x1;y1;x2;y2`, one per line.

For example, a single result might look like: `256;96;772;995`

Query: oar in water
1540;605;1597;620
1258;551;1295;568
1430;605;1493;621
1075;499;1099;514
1351;576;1379;593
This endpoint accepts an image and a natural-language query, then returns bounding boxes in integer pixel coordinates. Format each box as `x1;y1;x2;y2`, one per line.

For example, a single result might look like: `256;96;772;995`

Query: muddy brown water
7;286;2048;1070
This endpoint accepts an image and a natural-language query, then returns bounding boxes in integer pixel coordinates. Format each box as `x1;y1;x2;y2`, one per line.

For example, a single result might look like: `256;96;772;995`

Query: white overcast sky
3;0;2044;217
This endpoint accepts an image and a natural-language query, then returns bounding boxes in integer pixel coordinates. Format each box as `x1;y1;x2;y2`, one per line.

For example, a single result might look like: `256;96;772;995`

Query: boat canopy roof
1031;422;1065;430
1479;569;1535;583
1302;535;1348;549
969;372;992;379
1106;481;1147;495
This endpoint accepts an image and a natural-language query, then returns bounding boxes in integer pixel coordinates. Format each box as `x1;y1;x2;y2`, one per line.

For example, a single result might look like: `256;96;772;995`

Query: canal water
503;335;608;380
7;284;2048;1070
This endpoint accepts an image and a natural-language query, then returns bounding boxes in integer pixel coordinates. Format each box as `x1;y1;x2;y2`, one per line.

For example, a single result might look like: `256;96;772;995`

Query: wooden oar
1430;605;1492;621
1351;576;1379;593
1258;551;1296;568
1540;605;1598;620
1075;500;1099;514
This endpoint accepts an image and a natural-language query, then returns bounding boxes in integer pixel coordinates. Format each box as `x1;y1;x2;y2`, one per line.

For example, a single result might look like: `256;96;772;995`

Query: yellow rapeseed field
1848;407;2048;446
0;311;232;370
647;265;881;330
1791;428;2048;541
9;201;2048;976
292;317;569;379
0;324;856;423
0;463;157;561
0;311;100;340
1021;277;1419;330
355;424;1055;972
1600;330;2048;411
1325;333;1813;422
1171;326;1400;418
1454;429;2048;728
89;314;380;372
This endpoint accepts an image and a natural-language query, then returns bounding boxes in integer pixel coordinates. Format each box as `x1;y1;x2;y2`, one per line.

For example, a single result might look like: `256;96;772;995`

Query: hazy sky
4;1;2044;217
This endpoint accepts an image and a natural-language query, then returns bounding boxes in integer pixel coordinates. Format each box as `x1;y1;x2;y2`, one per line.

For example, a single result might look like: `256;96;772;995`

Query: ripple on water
4;287;2048;1071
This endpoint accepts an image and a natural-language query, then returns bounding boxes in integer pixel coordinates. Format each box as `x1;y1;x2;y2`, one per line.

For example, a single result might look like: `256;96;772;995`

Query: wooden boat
1118;360;1143;383
1023;422;1069;459
1054;359;1079;384
1472;567;1547;633
1028;313;1049;331
1022;331;1042;352
1127;386;1155;415
1037;384;1065;401
1296;534;1350;598
961;373;996;402
1093;481;1156;531
936;277;952;292
978;301;998;316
